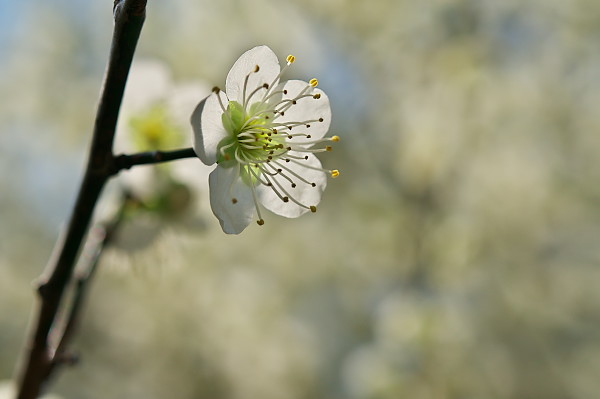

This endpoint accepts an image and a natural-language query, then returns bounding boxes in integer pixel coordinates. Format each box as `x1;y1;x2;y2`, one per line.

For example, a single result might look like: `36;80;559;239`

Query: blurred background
2;0;600;398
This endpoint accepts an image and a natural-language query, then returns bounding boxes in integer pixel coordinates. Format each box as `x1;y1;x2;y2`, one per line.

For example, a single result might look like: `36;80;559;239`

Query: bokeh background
2;0;600;398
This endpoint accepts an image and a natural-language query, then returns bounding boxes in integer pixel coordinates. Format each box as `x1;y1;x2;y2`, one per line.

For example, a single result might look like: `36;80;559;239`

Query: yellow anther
331;170;340;178
310;206;317;213
257;219;265;226
286;55;296;64
331;136;340;142
309;78;319;87
326;146;333;152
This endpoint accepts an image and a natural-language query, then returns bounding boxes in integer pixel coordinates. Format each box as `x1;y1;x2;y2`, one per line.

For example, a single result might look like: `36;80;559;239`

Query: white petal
271;80;331;142
257;153;327;218
209;166;256;234
225;45;280;103
191;92;229;165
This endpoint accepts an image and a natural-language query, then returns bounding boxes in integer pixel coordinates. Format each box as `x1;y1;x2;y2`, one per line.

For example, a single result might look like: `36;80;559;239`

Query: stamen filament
246;165;265;225
266;171;311;210
260;172;290;203
287;157;333;175
272;160;316;186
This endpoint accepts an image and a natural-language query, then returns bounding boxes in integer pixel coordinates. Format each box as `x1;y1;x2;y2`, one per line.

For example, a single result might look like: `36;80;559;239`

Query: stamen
310;206;317;213
332;135;340;142
272;89;315;117
309;78;319;87
242;72;251;111
272;160;317;186
290;147;331;154
259;89;287;104
263;58;294;100
265;163;297;187
331;170;340;178
261;172;290;203
246;165;265;225
244;83;269;107
287;157;335;176
271;115;322;128
265;170;312;210
281;152;309;160
213;88;228;114
218;140;238;161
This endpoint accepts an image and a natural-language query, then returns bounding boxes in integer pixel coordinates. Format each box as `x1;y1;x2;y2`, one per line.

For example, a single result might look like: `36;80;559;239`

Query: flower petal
209;165;255;234
191;92;229;165
226;45;281;103
257;153;327;218
272;79;331;143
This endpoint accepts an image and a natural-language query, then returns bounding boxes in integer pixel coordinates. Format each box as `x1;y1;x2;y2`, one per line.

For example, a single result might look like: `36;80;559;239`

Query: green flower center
217;100;285;184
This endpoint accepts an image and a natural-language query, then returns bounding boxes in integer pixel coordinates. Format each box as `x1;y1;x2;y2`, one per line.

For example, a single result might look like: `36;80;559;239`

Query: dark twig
112;147;198;173
50;203;125;376
15;1;147;398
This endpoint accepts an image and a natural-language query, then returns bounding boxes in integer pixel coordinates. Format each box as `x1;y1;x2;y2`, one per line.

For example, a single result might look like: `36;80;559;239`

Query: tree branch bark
15;1;147;398
112;147;198;172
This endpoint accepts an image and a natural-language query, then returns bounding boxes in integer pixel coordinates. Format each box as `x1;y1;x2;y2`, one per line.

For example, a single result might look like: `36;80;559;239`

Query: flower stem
14;1;147;398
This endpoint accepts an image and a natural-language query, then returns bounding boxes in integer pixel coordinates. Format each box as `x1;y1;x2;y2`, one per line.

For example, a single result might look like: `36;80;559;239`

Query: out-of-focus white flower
116;59;211;203
114;58;211;209
117;60;210;151
191;46;340;234
94;60;213;251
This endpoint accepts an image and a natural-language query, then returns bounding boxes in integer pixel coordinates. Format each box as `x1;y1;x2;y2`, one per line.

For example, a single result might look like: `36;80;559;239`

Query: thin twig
50;202;125;375
15;1;147;398
112;147;198;173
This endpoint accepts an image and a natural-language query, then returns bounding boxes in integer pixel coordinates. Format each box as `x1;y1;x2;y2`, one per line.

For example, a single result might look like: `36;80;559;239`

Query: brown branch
112;147;198;173
15;1;147;398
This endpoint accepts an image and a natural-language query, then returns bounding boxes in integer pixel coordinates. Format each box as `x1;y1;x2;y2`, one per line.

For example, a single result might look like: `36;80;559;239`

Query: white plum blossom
191;45;339;234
